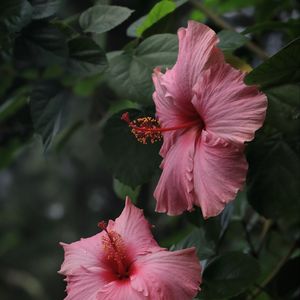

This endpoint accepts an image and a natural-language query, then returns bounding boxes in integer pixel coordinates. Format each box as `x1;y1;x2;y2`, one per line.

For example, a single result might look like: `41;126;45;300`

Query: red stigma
121;112;131;124
98;221;108;231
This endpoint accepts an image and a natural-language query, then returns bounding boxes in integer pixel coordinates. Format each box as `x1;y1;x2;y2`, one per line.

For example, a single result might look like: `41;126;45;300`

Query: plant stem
188;0;269;61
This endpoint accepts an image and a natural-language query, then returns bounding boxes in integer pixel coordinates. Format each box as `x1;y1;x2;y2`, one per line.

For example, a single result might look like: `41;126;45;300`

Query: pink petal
97;280;148;300
112;197;161;257
168;21;223;106
193;131;248;218
154;127;200;216
64;267;103;300
59;233;107;276
192;63;267;145
131;248;201;300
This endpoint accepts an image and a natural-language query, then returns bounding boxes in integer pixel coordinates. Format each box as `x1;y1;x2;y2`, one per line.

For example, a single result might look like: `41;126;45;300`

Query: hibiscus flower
59;197;201;300
151;21;267;218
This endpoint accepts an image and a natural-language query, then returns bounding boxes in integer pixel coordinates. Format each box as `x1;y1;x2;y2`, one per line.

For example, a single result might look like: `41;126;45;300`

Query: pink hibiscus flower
59;197;201;300
123;21;267;218
152;21;267;218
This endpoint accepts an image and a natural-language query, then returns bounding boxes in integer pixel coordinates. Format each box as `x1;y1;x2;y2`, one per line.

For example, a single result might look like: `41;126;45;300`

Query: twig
247;242;297;299
188;0;269;61
256;219;273;254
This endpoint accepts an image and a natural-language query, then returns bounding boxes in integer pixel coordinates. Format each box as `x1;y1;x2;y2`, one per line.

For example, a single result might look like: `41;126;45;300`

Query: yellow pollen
130;116;163;144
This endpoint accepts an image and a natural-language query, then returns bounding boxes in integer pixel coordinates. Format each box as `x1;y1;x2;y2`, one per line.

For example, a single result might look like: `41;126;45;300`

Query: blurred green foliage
0;0;299;299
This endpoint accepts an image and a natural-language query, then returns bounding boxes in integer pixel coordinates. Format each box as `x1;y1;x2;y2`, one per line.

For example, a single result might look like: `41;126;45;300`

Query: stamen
122;112;162;144
121;112;202;144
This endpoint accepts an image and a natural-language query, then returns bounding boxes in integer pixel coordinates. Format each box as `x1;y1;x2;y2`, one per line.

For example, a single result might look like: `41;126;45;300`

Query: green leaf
67;36;108;77
136;0;176;37
101;109;162;187
264;84;300;137
217;30;248;52
267;256;300;299
71;74;103;97
113;178;141;203
126;16;147;38
14;22;68;69
245;38;300;88
30;81;70;150
0;0;33;33
108;99;140;115
29;0;62;19
108;34;178;103
126;0;186;38
79;4;133;34
0;88;28;122
199;252;260;299
171;227;215;260
247;141;300;219
51;120;83;152
243;20;300;37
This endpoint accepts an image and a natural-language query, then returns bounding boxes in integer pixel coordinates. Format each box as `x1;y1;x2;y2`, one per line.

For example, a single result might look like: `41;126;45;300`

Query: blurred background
0;0;299;299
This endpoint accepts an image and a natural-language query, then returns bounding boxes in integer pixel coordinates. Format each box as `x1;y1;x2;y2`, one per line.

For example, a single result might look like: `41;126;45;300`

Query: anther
121;112;162;144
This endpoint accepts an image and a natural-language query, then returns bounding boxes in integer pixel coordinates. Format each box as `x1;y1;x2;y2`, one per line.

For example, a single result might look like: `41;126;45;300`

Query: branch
188;0;269;61
247;242;297;299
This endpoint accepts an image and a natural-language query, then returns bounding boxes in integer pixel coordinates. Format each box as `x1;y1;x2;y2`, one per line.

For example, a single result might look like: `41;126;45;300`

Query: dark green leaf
217;30;248;52
0;88;28;122
0;0;33;33
79;4;133;34
29;0;62;19
0;64;14;97
264;84;300;137
186;207;224;245
171;227;215;260
101;109;162;187
67;36;108;77
108;34;178;103
247;141;300;219
30;81;70;150
136;0;176;37
199;252;260;299
14;22;68;69
245;38;300;88
267;256;300;299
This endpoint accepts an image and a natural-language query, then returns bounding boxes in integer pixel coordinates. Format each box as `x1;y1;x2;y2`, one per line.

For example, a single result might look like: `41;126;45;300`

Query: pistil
98;221;129;279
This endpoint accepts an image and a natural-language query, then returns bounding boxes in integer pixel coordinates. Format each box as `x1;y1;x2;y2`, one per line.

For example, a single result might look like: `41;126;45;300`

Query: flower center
121;112;201;144
98;221;130;279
